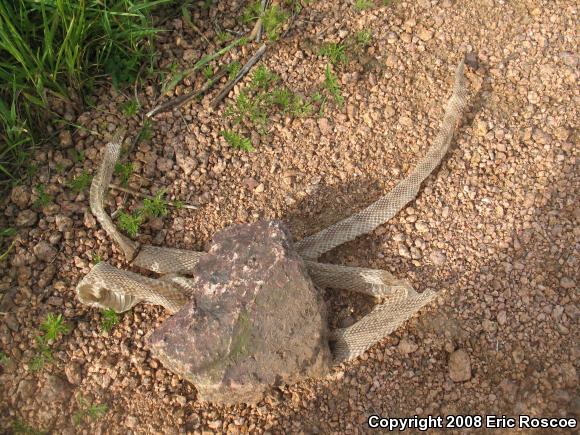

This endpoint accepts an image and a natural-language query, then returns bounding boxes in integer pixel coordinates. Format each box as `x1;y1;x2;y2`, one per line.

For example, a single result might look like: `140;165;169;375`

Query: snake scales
76;59;468;362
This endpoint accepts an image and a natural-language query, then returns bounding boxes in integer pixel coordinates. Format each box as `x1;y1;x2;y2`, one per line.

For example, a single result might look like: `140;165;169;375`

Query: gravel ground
1;0;578;433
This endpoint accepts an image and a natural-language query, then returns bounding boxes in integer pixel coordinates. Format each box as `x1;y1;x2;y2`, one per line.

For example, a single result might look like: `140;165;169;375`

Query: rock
55;215;73;232
497;310;507;325
398;245;411;259
148;220;331;404
41;375;72;402
398;338;418;354
559;277;575;289
448;349;471;382
4;313;19;332
64;361;83;385
384;105;396;118
16;379;37;401
38;264;57;288
418;28;434;41
33;241;57;262
11;185;30;208
59;130;73;147
429;250;446;265
318;118;332;135
15;209;38;227
415;221;429;233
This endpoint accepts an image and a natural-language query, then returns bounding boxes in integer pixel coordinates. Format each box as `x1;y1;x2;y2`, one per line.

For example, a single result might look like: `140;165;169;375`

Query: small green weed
69;171;92;193
226;92;267;127
202;64;214;80
319;43;348;65
0;351;9;365
101;309;120;333
11;418;46;435
41;313;70;341
356;30;373;46
250;65;279;90
68;149;86;164
117;211;144;238
73;397;108;426
217;31;231;44
355;0;374;10
0;227;16;262
121;99;140;117
220;131;254;152
227;61;242;81
92;252;102;264
324;65;344;106
262;4;289;40
29;340;52;372
114;162;134;186
33;185;53;209
138;119;154;142
143;190;169;218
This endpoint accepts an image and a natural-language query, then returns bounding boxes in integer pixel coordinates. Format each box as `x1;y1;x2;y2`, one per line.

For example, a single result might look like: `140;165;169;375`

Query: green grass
11;419;46;435
324;65;344;107
319;43;348;65
101;309;120;333
243;2;289;41
69;170;92;193
227;61;242;81
33;184;52;209
356;30;373;46
73;397;108;426
0;227;16;261
114;162;134;186
29;312;69;371
250;65;279;90
143;189;168;218
120;99;140;117
117;211;143;238
41;313;70;341
354;0;374;10
0;351;9;365
0;0;177;182
92;252;102;264
220;131;254;152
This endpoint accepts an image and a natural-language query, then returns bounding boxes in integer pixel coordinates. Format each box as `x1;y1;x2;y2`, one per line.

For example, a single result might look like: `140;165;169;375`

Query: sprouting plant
29;338;52;372
121;99;140;117
217;31;231;44
117;211;143;238
41;313;70;341
324;65;344;106
202;64;214;80
355;0;374;10
319;43;348;65
227;61;242;81
114;162;134;186
250;65;279;90
226;93;267;126
138;119;153;142
69;171;92;193
73;397;108;426
33;185;52;209
143;189;168;218
271;88;293;111
220;131;254;152
262;4;289;40
0;351;9;365
356;30;373;46
69;149;85;164
92;252;102;264
101;309;119;333
11;419;46;435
